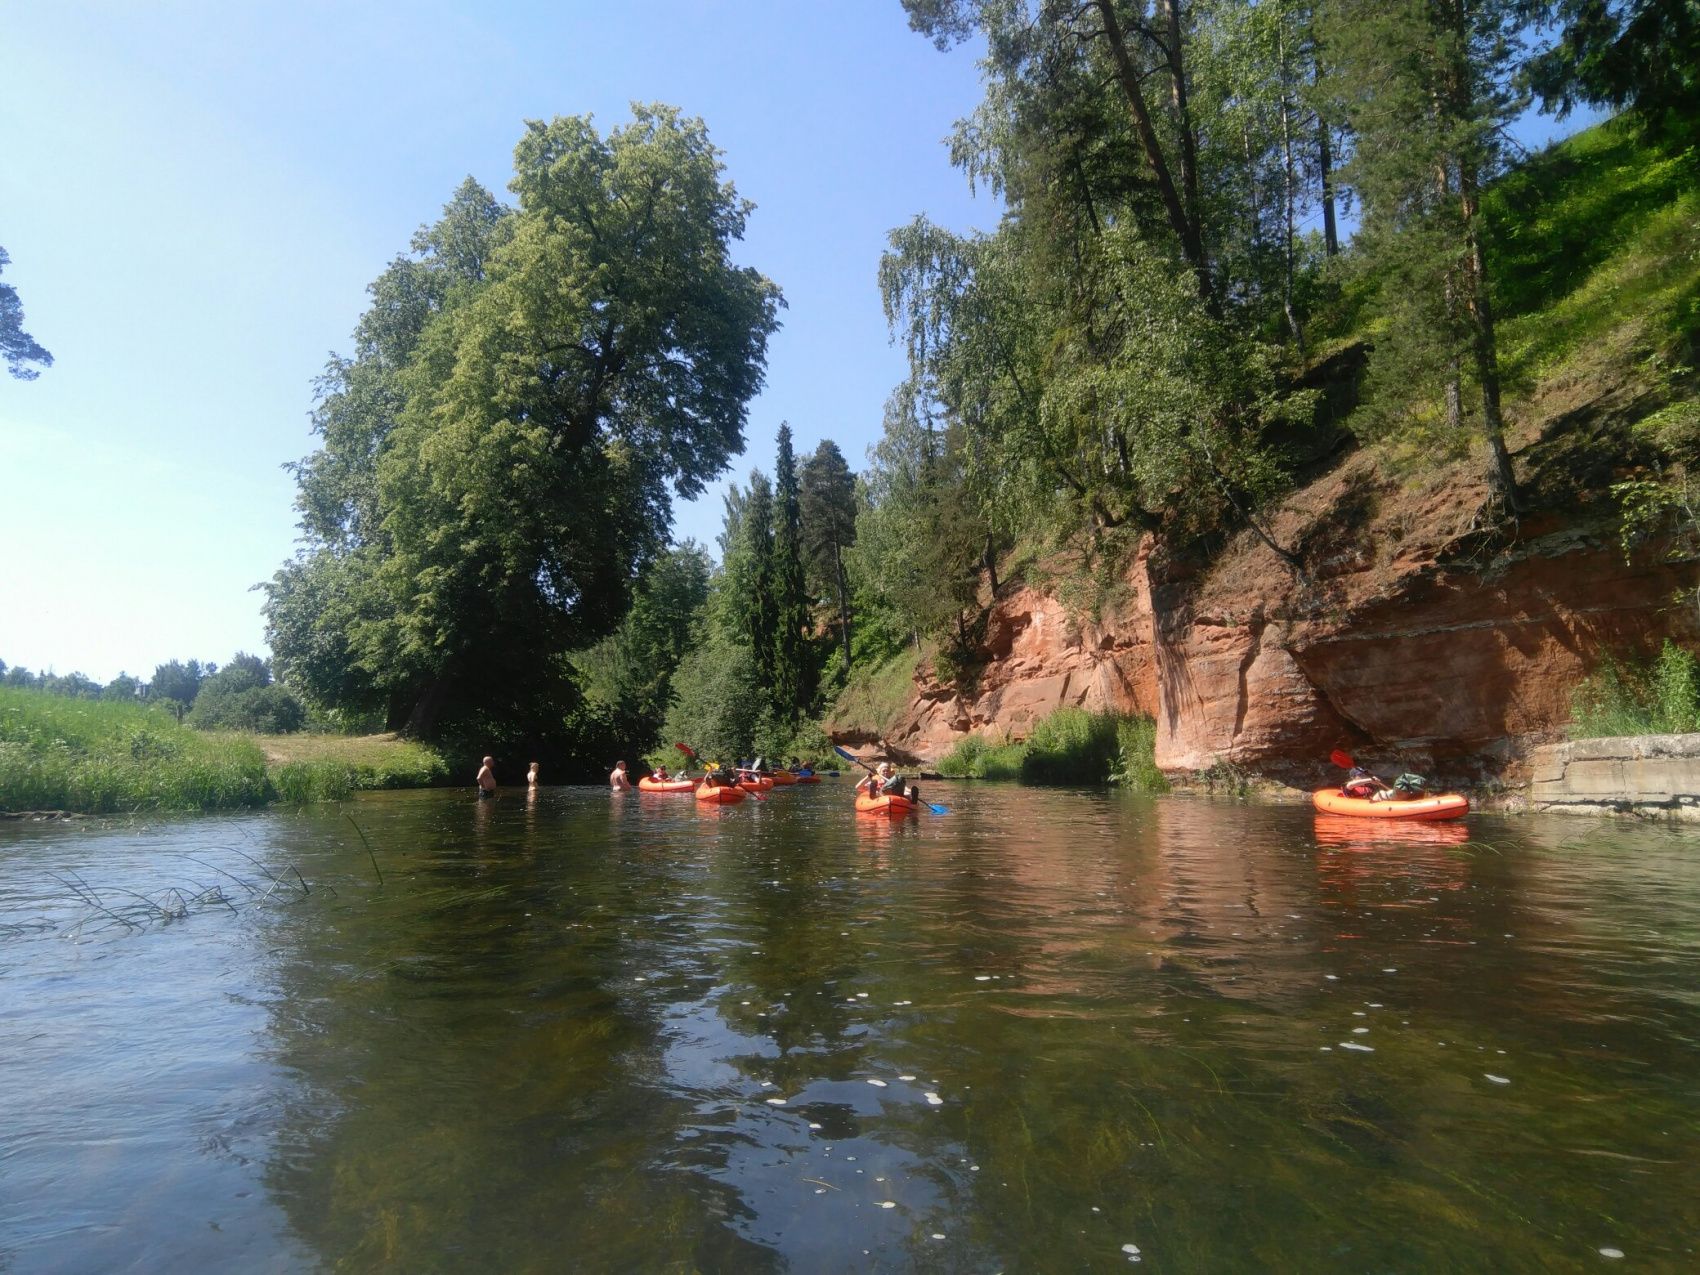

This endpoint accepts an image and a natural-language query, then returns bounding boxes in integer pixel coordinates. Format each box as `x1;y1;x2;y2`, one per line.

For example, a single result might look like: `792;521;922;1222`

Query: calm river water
2;783;1697;1272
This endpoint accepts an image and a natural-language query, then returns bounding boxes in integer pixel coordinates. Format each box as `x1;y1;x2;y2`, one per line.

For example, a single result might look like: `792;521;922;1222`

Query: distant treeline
0;653;324;735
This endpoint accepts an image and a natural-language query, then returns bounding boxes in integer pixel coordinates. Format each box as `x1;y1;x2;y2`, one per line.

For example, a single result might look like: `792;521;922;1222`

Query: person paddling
1342;766;1393;802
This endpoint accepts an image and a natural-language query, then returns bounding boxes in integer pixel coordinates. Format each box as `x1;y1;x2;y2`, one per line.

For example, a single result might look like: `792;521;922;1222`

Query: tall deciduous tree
771;424;811;725
0;247;52;380
266;107;782;743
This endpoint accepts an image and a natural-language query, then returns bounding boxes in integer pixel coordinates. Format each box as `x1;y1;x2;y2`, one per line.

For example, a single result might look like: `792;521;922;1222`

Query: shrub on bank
1571;641;1700;738
936;708;1168;791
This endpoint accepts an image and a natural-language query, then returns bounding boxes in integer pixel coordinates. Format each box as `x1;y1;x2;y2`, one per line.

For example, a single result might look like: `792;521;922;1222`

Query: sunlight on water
2;784;1698;1271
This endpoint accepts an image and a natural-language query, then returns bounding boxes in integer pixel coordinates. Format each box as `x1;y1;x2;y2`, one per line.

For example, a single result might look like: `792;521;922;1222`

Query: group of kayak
630;746;938;816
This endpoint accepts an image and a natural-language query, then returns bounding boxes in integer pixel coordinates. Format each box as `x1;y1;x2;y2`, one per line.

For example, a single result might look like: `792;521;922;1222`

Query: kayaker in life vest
1342;766;1393;801
652;764;672;782
867;761;922;806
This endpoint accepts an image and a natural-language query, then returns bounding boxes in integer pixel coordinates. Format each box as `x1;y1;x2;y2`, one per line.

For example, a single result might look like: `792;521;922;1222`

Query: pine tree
742;472;779;697
1324;0;1523;512
799;440;858;675
772;424;812;727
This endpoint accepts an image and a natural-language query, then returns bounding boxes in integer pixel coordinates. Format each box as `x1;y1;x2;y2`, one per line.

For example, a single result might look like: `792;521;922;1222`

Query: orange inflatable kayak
1311;788;1469;821
792;774;821;784
638;776;695;793
766;770;797;785
855;792;917;816
738;775;774;792
696;782;747;804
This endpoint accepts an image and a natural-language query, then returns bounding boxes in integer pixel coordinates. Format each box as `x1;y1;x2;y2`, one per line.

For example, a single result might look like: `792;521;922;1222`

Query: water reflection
2;789;1697;1270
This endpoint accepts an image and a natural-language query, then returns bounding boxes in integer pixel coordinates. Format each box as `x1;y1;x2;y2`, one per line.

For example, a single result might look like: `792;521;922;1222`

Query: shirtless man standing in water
609;760;632;791
477;756;497;797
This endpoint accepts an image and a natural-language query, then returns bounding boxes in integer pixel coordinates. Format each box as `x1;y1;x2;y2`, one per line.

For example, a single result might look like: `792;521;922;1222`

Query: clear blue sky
1;3;1594;683
0;1;994;682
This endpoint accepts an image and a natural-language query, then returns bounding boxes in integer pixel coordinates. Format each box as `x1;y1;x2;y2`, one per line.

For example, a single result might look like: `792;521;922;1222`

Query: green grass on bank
0;686;446;813
828;650;925;744
1488;118;1700;390
937;707;1168;791
254;732;449;803
1570;641;1700;739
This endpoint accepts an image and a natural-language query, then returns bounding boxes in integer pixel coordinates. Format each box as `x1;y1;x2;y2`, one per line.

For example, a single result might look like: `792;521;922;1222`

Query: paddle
677;742;763;799
832;745;949;815
1329;748;1354;770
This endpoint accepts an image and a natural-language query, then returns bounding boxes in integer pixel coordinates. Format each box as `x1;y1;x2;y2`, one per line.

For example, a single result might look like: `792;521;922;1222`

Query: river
2;782;1696;1271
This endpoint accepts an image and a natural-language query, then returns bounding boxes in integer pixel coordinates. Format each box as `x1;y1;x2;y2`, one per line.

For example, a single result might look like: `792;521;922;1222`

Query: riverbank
0;687;446;814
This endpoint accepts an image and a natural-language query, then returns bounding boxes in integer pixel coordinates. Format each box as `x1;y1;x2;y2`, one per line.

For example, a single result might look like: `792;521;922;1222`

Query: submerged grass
0;687;447;813
937;707;1169;791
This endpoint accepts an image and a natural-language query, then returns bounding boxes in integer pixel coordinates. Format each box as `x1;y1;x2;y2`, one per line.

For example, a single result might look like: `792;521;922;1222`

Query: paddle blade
927;803;950;815
1329;748;1354;770
675;742;698;758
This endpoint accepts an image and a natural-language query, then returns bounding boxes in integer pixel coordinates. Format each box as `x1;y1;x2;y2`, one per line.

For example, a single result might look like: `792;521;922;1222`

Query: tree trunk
1314;54;1339;257
1091;0;1214;308
1278;22;1305;354
1459;170;1519;512
401;672;453;738
983;535;1000;598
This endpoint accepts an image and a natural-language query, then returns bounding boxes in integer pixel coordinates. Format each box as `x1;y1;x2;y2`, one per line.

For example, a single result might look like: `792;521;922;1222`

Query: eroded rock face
871;579;1160;765
837;455;1697;781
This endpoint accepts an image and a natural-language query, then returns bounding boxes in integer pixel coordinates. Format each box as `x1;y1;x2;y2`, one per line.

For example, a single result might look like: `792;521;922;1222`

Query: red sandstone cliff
828;397;1698;783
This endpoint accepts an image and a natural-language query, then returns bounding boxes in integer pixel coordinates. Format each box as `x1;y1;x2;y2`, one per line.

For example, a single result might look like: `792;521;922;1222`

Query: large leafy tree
0;246;52;380
266;107;782;744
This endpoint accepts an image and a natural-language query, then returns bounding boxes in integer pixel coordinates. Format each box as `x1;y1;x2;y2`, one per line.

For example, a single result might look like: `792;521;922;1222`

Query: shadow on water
1;785;1697;1270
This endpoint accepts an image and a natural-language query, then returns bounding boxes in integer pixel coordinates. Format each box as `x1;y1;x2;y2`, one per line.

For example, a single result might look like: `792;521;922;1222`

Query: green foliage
1570;641;1700;738
1487;119;1700;388
572;541;713;739
0;245;52;379
266;106;783;744
1112;715;1170;793
799;438;858;673
772;424;812;726
827;650;923;744
187;654;307;734
935;708;1166;788
655;626;763;764
1323;0;1525;505
148;659;210;709
0;687;270;813
1525;1;1700;131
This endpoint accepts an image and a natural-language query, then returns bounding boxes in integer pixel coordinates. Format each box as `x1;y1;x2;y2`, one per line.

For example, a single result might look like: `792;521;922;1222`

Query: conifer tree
1323;0;1523;512
772;424;811;726
799;440;858;675
741;472;779;698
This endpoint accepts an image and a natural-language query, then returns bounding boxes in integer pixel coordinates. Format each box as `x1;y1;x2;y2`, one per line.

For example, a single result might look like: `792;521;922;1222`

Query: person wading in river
477;756;498;798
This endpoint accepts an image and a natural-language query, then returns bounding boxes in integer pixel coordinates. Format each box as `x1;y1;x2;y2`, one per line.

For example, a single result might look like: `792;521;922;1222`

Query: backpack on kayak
1392;772;1428;797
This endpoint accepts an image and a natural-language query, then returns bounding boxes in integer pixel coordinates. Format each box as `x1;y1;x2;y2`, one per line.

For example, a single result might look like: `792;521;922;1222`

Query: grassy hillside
1487;118;1699;392
0;687;446;813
